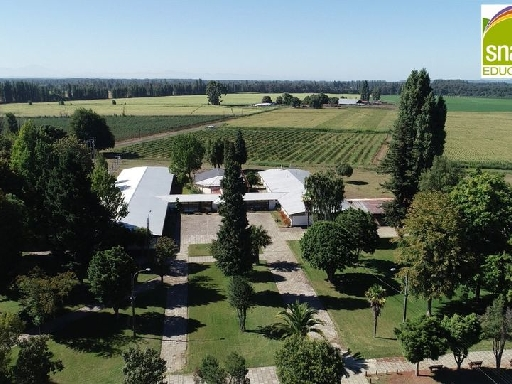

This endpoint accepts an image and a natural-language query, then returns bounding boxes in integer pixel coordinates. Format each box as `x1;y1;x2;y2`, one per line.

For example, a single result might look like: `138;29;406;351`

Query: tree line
2;78;512;104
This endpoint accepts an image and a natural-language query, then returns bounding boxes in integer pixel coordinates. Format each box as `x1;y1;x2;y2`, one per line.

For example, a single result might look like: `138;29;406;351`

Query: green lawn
382;95;512;112
186;262;283;372
287;239;446;359
47;281;165;383
188;243;212;257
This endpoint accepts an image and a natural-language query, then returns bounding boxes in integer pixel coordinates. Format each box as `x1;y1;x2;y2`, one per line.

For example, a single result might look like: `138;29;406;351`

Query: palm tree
276;301;324;338
365;284;386;337
249;225;272;264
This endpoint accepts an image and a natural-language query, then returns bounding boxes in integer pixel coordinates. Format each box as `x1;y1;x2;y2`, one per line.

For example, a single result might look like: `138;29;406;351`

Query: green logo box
482;4;512;78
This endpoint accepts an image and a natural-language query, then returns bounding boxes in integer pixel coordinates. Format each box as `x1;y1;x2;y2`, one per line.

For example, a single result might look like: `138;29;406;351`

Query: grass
287;239;444;359
186;262;283;372
15;279;166;384
188;243;212;257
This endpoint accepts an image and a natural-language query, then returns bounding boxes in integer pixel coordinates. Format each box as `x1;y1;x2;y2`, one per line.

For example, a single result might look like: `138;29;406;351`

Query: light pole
146;210;152;260
391;267;409;322
131;268;151;338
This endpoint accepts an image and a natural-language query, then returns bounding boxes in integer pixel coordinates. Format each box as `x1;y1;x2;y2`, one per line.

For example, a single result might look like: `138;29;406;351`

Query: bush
336;163;353;177
275;336;344;384
122;347;166;384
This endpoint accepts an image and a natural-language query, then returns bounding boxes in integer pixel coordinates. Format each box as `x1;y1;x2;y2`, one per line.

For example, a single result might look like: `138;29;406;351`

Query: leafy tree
233;130;247;166
169;134;205;184
13;335;63;384
291;97;301;108
195;355;227;384
307;94;323;109
0;192;25;288
87;246;136;316
276;301;323;338
16;269;78;332
0;312;24;382
212;143;252;276
441;313;481;369
483;253;512;298
154;236;178;282
336;208;379;256
365;284;386;337
206;81;227;105
227;276;254;332
300;221;357;282
261;95;272;103
372;88;381;101
44;136;109;276
398;191;465;315
70;107;115;150
5;113;18;134
224;352;248;384
395;315;448;376
282;93;294;105
208;138;224;168
303;171;344;221
275;96;283;105
360;80;370;101
380;69;447;226
450;171;512;299
122;347;166;384
418;156;464;193
244;170;259;189
335;163;353;177
480;295;512;369
249;224;272;264
275;336;344;384
91;153;128;221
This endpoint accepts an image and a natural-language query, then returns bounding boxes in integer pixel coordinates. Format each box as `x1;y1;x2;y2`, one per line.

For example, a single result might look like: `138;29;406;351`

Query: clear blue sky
0;0;500;80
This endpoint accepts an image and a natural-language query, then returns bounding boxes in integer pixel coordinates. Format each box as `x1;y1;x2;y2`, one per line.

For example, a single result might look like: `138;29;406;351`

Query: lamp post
391;267;409;322
131;268;151;338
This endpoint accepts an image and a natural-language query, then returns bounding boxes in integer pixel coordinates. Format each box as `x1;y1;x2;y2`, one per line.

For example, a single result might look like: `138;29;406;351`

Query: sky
0;0;503;80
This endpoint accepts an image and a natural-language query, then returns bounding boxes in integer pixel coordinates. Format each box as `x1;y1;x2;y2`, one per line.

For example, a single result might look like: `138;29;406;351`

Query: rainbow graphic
483;5;512;35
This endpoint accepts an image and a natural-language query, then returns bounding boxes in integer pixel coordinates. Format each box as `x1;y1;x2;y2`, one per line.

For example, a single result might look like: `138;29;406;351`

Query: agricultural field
117;126;388;169
26;115;229;142
225;106;396;131
382;94;512;112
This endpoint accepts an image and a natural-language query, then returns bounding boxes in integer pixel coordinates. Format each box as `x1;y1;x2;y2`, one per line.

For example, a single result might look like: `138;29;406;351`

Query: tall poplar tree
233;130;247;166
380;69;446;225
360;80;370;101
211;142;252;276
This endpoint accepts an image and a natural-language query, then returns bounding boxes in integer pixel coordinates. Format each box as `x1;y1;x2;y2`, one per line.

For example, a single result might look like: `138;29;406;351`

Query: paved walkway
161;212;512;383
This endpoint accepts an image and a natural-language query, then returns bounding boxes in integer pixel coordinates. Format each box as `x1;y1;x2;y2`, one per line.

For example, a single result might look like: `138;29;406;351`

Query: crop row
117;127;388;168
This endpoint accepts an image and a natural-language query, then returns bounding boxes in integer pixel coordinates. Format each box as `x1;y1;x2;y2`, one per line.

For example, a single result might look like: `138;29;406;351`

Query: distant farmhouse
338;98;364;106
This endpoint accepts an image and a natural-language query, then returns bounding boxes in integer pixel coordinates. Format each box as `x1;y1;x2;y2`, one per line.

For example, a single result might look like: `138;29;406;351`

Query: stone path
161;212;512;384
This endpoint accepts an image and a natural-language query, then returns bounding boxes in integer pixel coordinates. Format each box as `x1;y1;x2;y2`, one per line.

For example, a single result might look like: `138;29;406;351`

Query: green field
382;94;512;112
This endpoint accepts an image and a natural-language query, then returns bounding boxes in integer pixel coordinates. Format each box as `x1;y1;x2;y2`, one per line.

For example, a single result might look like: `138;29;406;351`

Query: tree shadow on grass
318;295;368;311
249;268;284;283
360;258;397;276
438;294;496;317
333;272;385;297
253;289;284;308
53;312;131;357
188;262;210;275
248;324;286;340
188;275;226;306
432;367;509;383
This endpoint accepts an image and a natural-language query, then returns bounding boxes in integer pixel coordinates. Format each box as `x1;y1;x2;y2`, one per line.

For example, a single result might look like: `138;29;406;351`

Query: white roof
258;168;310;216
338;98;360;105
116;166;174;236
